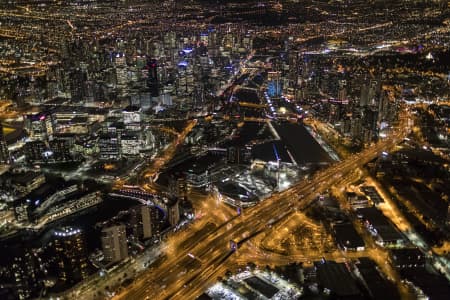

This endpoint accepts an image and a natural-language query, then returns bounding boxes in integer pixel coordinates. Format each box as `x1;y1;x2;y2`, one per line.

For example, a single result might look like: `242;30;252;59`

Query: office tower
360;83;370;107
337;80;347;103
287;50;299;89
146;58;159;97
267;71;283;97
122;106;142;124
161;93;173;106
130;205;166;240
101;224;128;263
177;63;194;96
14;203;30;223
227;146;251;164
12;249;39;300
115;53;128;87
24;113;53;140
24;140;47;163
378;90;390;122
368;79;381;106
141;206;152;240
0;123;10;163
69;68;87;102
164;197;180;227
130;205;154;240
49;139;73;162
98;132;121;160
53;227;89;284
121;133;141;156
363;107;379;133
151;206;164;236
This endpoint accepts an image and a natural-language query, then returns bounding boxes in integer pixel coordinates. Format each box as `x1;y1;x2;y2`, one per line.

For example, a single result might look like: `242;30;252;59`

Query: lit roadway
113;116;408;300
113;119;197;191
143;120;197;186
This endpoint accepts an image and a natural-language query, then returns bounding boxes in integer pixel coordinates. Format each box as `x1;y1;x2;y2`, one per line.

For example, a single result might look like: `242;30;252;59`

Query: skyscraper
53;227;89;284
130;205;151;240
164;197;180;227
69;67;87;102
12;248;39;300
23;140;47;163
101;224;128;264
24;113;53;141
146;58;159;97
267;71;283;98
98;132;121;161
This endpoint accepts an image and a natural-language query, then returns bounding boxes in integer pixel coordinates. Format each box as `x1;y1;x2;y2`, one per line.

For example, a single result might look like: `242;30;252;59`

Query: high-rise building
24;113;53;140
69;68;87;102
49;139;73;162
360;83;369;107
121;133;141;156
151;206;165;237
161;93;173;106
115;53;128;87
122;106;142;124
53;227;89;284
130;205;154;240
98;132;121;160
177;63;194;96
287;50;299;89
164;197;180;227
146;59;159;97
337;79;347;103
0;123;10;164
12;249;39;300
363;107;379;133
14;203;30;223
24;140;47;163
377;90;390;123
227;146;251;164
101;224;128;264
267;71;282;97
368;80;381;106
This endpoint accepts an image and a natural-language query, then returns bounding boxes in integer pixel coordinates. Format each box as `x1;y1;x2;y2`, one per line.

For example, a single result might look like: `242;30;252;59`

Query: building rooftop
391;248;426;268
315;261;362;298
356;258;400;300
217;181;258;203
356;207;404;243
243;276;279;298
332;222;365;250
400;267;450;300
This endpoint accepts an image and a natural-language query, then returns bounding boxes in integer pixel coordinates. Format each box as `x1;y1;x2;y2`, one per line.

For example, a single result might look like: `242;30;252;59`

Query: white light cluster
54;227;81;237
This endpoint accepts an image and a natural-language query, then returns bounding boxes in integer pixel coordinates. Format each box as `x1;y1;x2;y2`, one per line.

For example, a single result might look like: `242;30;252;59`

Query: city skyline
0;1;449;300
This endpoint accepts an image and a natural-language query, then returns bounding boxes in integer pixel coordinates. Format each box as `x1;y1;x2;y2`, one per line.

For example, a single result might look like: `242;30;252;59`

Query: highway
113;114;408;300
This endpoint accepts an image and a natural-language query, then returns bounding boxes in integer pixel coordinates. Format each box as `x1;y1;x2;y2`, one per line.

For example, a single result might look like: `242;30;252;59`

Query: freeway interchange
113;119;408;300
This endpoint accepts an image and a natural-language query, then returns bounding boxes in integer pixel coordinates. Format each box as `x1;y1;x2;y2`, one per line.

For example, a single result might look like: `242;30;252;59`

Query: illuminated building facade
101;224;129;264
53;227;89;284
12;249;39;300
